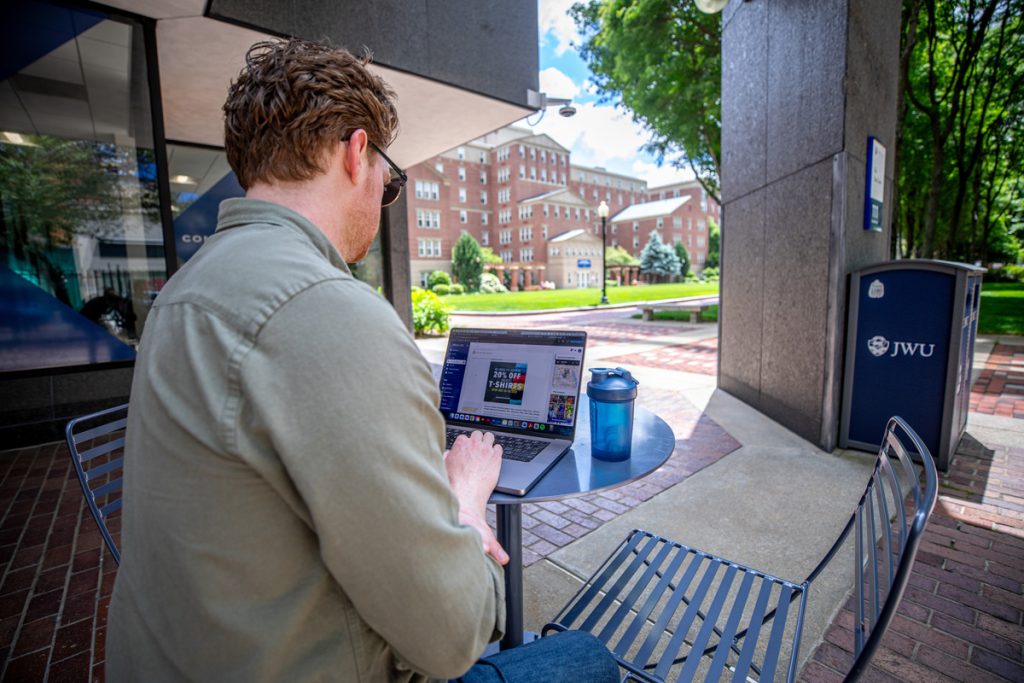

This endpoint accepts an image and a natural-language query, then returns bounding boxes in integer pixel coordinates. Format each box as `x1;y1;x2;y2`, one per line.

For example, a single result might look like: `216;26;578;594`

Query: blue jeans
455;631;620;683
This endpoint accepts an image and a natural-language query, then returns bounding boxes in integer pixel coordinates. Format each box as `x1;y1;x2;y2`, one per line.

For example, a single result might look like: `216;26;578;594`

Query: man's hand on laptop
444;431;509;566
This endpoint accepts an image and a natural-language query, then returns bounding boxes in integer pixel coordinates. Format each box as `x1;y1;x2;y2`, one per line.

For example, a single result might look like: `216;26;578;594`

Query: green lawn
440;282;719;312
978;282;1024;336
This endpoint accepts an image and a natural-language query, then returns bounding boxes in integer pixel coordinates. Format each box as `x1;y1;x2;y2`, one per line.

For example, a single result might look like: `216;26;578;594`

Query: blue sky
528;0;694;188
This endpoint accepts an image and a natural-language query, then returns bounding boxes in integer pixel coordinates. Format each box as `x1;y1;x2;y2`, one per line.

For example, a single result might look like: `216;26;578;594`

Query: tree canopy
451;232;483;291
605;244;640;266
897;0;1023;262
572;0;1023;264
639;232;681;280
571;0;721;201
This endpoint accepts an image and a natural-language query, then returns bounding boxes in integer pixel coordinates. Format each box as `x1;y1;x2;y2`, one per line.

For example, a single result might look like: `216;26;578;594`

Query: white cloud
539;0;580;56
525;101;689;187
539;67;580;100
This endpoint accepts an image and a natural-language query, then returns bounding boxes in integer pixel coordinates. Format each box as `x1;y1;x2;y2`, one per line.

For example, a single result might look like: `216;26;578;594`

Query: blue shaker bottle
587;368;639;462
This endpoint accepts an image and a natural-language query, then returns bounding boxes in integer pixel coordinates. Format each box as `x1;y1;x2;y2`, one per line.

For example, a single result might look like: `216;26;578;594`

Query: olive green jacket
107;198;504;682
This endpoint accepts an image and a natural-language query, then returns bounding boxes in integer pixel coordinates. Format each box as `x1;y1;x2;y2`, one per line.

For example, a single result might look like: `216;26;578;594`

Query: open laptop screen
439;328;587;439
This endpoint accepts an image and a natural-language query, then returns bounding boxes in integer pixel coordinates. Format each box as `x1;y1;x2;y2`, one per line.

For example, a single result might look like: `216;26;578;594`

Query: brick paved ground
800;432;1024;682
0;442;117;682
604;338;720;376
971;343;1024;420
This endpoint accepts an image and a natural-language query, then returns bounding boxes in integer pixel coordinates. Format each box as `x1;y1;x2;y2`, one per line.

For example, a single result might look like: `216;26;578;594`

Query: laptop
438;327;587;495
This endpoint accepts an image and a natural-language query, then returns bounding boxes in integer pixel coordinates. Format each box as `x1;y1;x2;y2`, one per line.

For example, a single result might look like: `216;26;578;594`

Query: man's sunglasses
341;134;407;207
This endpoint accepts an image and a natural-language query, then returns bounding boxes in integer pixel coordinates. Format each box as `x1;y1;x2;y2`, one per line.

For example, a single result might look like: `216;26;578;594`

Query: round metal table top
490;395;676;505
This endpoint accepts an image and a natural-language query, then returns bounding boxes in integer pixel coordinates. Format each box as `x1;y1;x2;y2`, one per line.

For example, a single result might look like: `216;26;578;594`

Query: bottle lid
587;367;639;402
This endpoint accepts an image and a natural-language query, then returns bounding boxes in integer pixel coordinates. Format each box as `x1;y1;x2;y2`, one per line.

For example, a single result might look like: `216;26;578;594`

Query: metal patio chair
65;403;129;565
542;416;938;683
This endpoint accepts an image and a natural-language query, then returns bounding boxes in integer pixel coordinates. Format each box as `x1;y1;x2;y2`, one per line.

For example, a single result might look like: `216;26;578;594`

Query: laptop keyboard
445;429;547;463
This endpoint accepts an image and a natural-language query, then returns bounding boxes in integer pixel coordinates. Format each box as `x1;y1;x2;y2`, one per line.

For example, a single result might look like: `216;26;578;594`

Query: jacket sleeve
238;279;504;678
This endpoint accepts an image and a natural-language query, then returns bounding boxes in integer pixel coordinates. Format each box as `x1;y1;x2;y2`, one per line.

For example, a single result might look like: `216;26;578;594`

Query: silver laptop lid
439;328;587;441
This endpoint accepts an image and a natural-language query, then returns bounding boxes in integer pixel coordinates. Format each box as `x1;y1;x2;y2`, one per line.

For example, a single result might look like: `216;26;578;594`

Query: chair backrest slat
84;456;123;482
65;403;129;566
78;436;125;463
72;416;128;444
843;416;939;682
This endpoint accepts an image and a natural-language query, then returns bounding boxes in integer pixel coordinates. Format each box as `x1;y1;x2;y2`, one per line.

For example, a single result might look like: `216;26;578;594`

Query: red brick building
407;126;719;288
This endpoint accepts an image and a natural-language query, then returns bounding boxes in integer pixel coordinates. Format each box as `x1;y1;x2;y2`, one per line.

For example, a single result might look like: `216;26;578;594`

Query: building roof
548;228;598;243
610;196;690;223
519;188;589;207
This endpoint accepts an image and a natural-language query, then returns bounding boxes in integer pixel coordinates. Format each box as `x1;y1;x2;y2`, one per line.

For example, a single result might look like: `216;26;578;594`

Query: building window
656;218;664;229
529;147;536;160
519;247;533;262
697;236;705;247
457;147;465;160
543;204;549;217
416;210;441;228
542;225;548;239
519;165;526;179
540;150;546;162
633;222;639;232
698;220;706;232
698;253;706;264
418;239;442;258
633;237;640;248
481;231;489;245
458;188;467;203
518;145;525;157
435;162;444;173
480;171;487;184
611;225;618;234
673;217;683;228
481;213;488;226
480;191;488;205
530;167;536;180
519;227;533;241
459;210;468;224
541;169;547;182
458;167;466;181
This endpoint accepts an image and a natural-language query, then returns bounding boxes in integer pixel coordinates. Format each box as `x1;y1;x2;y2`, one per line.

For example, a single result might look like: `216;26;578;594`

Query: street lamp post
598;200;610;305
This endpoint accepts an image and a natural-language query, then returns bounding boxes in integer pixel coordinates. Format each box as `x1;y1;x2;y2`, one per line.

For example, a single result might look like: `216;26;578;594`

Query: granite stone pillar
719;0;901;450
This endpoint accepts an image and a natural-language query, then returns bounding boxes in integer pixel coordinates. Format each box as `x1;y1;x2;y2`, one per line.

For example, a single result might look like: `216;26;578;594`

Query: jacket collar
216;197;352;274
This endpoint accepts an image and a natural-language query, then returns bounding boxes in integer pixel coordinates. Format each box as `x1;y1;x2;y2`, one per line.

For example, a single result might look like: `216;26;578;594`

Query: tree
639;232;681;281
674;242;691;278
450;231;484;291
479;246;503;266
572;0;721;201
605;245;639;266
896;0;1024;261
705;219;720;269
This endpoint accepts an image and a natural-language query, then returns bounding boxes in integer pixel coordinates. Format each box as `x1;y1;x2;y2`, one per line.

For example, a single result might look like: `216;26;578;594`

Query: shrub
448;283;465;295
988;264;1024;283
411;288;449;336
605;279;619;288
427;270;451;289
431;283;450;295
700;267;720;282
479;272;508;293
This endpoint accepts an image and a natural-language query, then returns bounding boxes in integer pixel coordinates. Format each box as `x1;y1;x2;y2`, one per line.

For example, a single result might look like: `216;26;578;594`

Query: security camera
558;104;577;118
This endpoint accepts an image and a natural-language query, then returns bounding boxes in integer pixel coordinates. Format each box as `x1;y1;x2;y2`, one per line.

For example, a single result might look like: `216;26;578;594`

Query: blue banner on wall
173;172;245;263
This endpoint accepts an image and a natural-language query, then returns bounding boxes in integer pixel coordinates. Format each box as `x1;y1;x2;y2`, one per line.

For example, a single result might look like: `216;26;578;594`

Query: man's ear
341;129;368;184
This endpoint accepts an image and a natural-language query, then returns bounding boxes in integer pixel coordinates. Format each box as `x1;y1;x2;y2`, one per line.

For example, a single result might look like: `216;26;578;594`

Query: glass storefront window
0;2;162;371
167;142;385;290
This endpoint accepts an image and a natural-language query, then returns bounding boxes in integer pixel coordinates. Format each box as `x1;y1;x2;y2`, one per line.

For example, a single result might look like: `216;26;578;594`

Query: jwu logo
867;335;935;359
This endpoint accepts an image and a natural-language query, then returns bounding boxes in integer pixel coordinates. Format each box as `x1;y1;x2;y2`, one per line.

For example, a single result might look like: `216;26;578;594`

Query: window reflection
0;3;161;371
